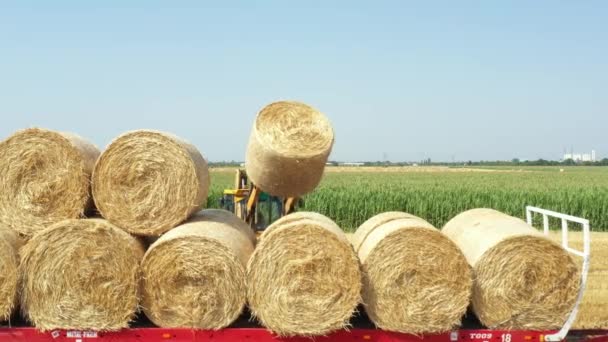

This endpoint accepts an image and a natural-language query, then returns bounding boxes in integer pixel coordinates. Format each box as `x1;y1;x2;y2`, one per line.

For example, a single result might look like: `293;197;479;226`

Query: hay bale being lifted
141;209;255;329
0;128;100;236
93;130;209;236
442;208;580;330
352;212;472;334
0;227;22;321
247;212;361;337
245;101;334;198
20;219;144;331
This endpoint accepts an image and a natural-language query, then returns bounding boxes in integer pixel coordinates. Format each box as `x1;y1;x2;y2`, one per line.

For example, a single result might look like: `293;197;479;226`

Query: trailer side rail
526;206;591;342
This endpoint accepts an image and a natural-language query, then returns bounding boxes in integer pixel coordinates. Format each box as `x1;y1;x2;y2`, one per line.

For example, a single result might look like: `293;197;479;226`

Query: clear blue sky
1;1;606;162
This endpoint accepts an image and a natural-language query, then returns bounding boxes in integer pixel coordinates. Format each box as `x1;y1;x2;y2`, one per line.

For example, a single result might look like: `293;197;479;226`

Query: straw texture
353;212;472;334
443;208;580;330
245;101;334;197
247;212;361;337
549;231;608;329
20;219;144;331
0;128;100;236
0;227;22;321
141;209;255;329
92;130;209;236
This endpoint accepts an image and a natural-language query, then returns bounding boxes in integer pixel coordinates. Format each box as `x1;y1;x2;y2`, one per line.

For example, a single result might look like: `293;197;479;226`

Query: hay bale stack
443;208;580;330
0;227;22;321
141;209;255;329
247;212;361;336
549;231;608;329
20;219;144;331
245;101;334;198
92;130;209;236
0;128;100;236
352;212;472;334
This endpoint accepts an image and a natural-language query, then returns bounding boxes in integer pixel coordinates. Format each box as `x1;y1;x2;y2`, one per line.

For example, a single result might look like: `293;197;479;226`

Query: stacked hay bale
141;209;255;329
0;227;22;321
93;130;209;236
20;219;144;331
245;101;334;197
443;208;581;330
549;231;608;329
247;212;361;336
0;128;99;236
352;212;472;334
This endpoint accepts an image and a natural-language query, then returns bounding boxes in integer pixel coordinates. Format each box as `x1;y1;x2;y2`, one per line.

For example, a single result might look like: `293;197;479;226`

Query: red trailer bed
1;326;607;342
1;310;606;342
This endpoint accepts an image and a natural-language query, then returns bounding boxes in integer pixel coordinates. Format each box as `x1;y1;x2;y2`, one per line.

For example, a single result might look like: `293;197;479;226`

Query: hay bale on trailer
549;231;608;329
352;212;472;334
0;128;100;236
92;130;209;236
0;227;22;321
443;208;580;330
20;219;144;331
141;209;255;329
245;101;334;198
247;212;361;337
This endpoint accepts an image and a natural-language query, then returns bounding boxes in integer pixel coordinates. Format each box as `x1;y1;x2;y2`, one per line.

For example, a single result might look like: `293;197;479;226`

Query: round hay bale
353;212;472;334
245;101;334;197
92;130;209;236
20;219;144;331
141;209;255;329
0;227;22;321
0;128;100;236
442;208;581;329
351;211;415;252
267;211;340;230
549;231;608;329
247;212;361;336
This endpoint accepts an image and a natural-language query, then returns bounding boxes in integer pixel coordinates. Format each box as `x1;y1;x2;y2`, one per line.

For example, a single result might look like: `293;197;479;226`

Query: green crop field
207;166;608;232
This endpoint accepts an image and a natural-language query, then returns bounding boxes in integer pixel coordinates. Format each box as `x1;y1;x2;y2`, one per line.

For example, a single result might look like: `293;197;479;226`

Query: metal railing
525;206;591;342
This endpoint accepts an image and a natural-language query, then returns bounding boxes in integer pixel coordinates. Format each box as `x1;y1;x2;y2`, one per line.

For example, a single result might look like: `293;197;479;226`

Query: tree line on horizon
208;158;608;168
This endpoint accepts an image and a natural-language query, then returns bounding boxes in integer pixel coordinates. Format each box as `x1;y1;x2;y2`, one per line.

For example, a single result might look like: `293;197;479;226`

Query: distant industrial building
563;150;597;162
